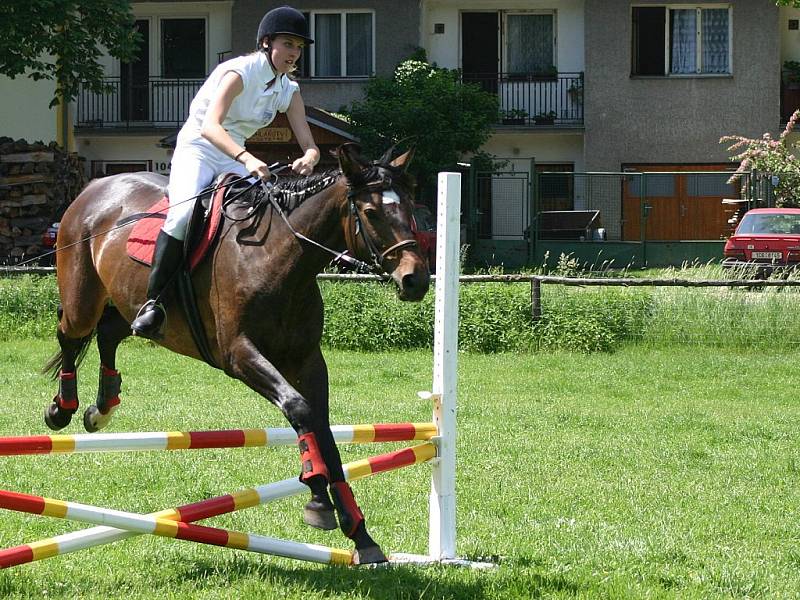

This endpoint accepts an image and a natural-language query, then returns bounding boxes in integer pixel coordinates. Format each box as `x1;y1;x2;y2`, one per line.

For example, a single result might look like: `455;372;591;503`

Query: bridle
259;165;418;274
345;170;418;272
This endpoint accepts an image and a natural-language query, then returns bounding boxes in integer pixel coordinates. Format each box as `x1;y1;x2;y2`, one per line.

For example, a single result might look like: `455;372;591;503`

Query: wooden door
462;12;498;94
622;164;736;241
121;19;150;122
622;168;680;241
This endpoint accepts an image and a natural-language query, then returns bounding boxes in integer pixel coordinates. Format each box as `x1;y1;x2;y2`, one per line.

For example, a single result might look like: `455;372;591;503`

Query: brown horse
42;143;430;564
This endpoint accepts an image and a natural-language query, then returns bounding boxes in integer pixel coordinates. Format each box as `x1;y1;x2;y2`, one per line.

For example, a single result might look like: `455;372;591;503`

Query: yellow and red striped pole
0;442;436;568
0;488;356;565
0;423;437;456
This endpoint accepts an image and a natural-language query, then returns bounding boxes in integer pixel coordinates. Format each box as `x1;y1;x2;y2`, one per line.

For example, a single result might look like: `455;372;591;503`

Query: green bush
5;273;799;354
534;287;653;353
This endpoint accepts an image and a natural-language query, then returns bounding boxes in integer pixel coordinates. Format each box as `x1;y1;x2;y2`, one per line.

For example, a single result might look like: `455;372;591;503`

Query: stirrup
131;300;166;339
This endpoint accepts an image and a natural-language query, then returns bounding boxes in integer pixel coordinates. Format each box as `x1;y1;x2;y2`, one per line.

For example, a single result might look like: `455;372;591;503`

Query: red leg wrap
330;481;364;538
297;433;329;482
56;371;78;411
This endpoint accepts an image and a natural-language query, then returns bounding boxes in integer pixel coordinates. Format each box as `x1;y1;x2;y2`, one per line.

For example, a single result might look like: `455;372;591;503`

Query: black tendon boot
131;230;184;339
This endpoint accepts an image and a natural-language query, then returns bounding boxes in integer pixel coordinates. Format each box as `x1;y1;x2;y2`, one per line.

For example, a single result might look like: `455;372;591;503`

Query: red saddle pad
126;178;228;272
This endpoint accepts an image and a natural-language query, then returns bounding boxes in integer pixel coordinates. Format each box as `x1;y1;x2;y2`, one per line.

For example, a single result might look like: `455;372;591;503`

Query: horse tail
42;331;96;380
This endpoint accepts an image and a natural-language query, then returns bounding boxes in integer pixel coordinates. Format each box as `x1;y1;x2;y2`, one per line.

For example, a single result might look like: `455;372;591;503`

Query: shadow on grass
166;553;586;600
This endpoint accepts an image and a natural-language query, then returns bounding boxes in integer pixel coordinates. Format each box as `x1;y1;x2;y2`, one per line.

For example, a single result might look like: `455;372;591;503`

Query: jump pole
0;442;436;568
0;422;436;456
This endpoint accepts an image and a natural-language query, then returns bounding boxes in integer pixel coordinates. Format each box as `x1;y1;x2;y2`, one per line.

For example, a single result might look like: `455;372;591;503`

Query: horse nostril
402;273;417;291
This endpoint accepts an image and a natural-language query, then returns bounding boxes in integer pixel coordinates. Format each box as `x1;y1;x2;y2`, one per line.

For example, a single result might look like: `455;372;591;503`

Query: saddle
126;173;251;368
126;173;237;270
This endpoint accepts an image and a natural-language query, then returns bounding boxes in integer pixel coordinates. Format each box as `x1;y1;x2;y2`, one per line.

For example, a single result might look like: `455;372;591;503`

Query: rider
131;5;320;339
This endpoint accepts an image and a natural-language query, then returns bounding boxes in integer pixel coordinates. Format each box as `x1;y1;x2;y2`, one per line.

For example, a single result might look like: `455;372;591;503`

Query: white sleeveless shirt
176;51;298;152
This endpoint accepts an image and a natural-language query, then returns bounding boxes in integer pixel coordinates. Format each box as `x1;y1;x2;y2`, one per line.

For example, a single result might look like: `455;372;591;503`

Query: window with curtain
632;5;731;76
309;11;373;77
506;13;554;75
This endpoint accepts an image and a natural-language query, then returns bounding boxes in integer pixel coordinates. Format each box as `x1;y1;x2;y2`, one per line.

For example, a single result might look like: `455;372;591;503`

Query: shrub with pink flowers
720;109;800;208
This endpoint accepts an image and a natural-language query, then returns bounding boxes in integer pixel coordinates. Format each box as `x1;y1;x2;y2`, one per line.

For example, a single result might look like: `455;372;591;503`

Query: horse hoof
83;405;115;433
303;505;337;531
44;403;73;431
354;545;388;565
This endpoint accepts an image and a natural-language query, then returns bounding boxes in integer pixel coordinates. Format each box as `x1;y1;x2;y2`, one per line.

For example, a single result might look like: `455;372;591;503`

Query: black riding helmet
256;6;314;47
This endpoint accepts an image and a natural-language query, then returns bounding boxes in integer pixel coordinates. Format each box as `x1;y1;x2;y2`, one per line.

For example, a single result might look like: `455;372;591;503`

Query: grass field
1;339;800;599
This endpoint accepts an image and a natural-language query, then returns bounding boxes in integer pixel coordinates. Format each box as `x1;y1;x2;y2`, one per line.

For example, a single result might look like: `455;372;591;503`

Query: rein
258;167;418;275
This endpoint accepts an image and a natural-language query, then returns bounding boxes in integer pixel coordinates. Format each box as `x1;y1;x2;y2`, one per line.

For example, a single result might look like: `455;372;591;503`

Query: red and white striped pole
0;423;436;456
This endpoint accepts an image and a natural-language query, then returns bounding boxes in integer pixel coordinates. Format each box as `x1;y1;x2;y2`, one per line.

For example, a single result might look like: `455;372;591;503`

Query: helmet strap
262;39;278;72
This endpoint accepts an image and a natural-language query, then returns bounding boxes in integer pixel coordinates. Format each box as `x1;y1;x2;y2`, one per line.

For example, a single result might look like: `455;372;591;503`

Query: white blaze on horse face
382;191;400;206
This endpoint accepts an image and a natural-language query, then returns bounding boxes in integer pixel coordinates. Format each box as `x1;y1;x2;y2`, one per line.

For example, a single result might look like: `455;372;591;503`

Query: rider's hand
291;155;316;177
245;156;271;180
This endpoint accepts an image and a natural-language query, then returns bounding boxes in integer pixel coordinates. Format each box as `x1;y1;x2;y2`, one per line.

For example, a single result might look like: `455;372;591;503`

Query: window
505;13;554;76
632;5;730;76
299;11;374;78
536;164;574;211
162;18;206;79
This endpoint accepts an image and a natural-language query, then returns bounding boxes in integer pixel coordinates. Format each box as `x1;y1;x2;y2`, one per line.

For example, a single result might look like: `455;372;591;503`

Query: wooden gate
622;165;738;241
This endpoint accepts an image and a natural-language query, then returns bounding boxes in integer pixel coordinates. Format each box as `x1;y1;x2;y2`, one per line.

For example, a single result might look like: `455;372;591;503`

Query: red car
722;208;800;273
411;204;437;271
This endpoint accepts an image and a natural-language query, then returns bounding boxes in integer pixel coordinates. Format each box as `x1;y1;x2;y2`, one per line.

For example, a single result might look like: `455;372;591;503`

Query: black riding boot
131;230;184;339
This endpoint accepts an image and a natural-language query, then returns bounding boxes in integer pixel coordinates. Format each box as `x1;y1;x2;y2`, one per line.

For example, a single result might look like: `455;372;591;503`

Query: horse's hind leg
44;252;108;431
44;315;93;431
83;305;130;432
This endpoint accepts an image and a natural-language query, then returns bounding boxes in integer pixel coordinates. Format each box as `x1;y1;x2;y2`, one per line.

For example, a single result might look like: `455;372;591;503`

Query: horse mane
268;168;342;213
244;154;416;215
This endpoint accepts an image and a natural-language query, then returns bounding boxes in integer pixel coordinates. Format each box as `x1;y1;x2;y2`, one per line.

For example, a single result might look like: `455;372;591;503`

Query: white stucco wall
422;0;584;72
0;74;59;144
76;136;174;178
481;132;585;171
780;6;800;62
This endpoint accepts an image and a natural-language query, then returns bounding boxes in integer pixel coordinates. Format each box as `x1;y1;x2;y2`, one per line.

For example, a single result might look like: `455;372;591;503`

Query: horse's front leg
293;348;387;565
226;336;387;565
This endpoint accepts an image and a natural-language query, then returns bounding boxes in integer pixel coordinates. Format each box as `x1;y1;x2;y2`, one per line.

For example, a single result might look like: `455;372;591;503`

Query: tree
720;110;800;207
345;57;498;199
0;0;139;107
777;1;800;6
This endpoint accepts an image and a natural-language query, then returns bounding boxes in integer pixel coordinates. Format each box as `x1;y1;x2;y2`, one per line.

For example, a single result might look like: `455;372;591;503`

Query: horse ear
337;143;363;179
390;147;415;171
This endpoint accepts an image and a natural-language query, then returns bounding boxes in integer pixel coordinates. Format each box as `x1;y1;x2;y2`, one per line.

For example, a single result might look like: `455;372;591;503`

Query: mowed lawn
0;339;799;599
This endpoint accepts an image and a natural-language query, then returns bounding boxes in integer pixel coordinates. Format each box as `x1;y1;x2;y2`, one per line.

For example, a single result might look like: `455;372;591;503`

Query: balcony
463;71;584;128
75;77;203;130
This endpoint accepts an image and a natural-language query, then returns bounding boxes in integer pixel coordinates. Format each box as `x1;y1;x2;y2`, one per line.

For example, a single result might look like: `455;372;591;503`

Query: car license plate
752;251;782;259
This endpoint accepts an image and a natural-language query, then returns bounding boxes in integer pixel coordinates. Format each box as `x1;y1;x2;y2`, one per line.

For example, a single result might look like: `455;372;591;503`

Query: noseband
345;172;418;272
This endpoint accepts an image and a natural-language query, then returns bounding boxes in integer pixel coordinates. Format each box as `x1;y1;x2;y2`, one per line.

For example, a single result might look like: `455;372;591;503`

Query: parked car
411;204;436;271
722;208;800;275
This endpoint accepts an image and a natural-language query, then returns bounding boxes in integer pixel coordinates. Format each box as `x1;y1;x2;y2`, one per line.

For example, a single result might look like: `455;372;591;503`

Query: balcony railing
462;71;584;127
75;77;204;129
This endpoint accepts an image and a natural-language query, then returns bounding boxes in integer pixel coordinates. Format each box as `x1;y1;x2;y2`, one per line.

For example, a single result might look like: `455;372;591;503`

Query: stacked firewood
0;137;86;264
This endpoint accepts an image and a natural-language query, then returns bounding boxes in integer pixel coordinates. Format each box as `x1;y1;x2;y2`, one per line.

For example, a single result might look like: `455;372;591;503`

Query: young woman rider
131;5;320;338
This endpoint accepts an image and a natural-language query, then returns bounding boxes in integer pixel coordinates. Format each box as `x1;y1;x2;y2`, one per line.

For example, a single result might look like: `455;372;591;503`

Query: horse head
336;143;431;302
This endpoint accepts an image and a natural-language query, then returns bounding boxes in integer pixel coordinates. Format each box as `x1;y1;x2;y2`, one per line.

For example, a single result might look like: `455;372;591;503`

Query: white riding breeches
163;141;251;240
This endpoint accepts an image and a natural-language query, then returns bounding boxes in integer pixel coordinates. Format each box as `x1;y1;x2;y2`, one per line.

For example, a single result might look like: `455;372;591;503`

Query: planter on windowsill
502;118;527;125
534;117;555;126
